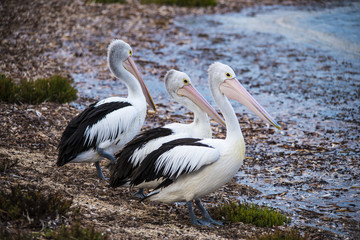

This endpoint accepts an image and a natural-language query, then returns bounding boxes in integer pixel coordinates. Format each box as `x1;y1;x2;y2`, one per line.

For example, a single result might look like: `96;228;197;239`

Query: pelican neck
190;107;212;136
176;95;212;137
109;61;144;101
213;89;242;141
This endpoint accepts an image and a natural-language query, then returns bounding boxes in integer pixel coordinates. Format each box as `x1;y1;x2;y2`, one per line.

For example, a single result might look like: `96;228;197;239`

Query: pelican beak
123;56;156;111
177;84;226;128
220;78;281;130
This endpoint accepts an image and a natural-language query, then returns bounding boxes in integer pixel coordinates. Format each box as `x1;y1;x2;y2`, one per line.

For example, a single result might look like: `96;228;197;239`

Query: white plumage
126;62;281;226
83;98;137;148
154;144;220;179
57;40;156;179
109;69;225;194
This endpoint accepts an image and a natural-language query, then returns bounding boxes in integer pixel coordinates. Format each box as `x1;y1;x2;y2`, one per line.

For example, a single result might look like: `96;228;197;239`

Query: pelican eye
183;79;189;84
225;72;232;78
129;50;132;56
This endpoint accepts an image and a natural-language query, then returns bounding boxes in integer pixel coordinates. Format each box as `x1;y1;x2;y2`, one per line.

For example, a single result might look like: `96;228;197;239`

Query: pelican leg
97;147;117;164
95;161;108;180
195;198;223;226
186;201;212;226
133;188;147;199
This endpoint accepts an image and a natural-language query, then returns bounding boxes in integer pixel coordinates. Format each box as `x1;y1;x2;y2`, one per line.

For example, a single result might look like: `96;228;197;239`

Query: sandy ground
0;102;339;239
0;0;356;239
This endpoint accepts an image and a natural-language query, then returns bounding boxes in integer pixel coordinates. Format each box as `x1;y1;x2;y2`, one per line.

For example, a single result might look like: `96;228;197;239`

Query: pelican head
164;69;225;128
108;40;133;63
208;62;281;130
107;39;156;111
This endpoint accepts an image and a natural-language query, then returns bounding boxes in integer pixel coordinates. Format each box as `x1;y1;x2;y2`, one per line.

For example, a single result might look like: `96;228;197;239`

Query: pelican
57;39;156;180
109;69;226;197
123;62;281;226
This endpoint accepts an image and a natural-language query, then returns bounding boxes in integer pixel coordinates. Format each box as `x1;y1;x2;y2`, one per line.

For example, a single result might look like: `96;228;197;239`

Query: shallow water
221;4;360;62
173;3;360;237
70;2;360;237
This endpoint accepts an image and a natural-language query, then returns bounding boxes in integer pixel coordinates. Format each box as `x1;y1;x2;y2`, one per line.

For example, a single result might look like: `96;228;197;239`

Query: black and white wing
57;100;132;166
130;138;220;188
109;127;174;188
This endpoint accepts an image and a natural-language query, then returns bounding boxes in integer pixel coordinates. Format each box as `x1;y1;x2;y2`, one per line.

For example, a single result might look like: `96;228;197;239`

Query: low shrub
0;185;73;228
0;74;77;104
212;201;290;227
0;74;16;102
41;75;78;103
44;222;109;240
255;228;309;240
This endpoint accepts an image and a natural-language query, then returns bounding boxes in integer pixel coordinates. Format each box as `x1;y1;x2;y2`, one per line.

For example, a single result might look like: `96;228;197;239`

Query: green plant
17;79;36;103
0;74;77;104
140;0;217;7
44;222;109;240
0;185;73;228
255;228;309;240
212;201;290;227
0;74;16;102
43;75;78;103
33;77;49;102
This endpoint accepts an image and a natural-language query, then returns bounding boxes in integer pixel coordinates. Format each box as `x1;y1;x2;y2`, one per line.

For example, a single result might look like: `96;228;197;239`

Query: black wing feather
109;127;173;188
57;101;131;166
130;138;211;187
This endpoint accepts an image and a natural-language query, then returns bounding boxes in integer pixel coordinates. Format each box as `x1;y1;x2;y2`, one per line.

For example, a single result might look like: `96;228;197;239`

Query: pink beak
123;56;156;111
177;84;226;128
220;78;281;130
